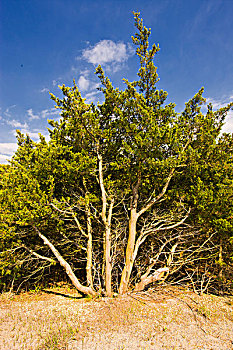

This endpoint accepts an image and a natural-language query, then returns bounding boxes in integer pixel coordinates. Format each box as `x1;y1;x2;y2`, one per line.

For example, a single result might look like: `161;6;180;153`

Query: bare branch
51;202;88;238
33;226;96;296
97;148;107;224
137;168;175;217
22;245;56;264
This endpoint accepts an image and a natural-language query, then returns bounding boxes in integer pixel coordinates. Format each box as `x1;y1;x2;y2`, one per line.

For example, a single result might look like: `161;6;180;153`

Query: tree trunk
97;149;113;297
34;226;97;297
218;237;223;279
105;225;112;296
86;205;93;288
119;209;138;294
134;267;169;292
104;199;114;296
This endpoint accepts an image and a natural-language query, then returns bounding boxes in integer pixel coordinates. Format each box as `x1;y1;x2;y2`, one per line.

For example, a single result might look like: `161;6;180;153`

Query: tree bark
218;237;223;279
33;226;97;297
97;149;113;297
119;208;138;294
105;199;114;297
50;200;94;291
86;202;93;288
119;170;176;294
134;267;169;292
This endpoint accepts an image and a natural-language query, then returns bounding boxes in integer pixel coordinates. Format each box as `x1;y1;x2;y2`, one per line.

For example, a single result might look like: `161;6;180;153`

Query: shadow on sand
41;289;83;299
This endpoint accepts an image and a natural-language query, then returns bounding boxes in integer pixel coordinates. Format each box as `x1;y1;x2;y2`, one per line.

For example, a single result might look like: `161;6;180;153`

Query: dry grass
0;285;233;350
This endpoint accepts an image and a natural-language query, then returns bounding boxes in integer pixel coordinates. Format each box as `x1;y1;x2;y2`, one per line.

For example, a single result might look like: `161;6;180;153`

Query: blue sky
0;0;233;163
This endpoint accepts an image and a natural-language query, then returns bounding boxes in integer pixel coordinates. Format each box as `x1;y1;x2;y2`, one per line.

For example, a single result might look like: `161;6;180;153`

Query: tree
1;12;232;296
0;134;97;296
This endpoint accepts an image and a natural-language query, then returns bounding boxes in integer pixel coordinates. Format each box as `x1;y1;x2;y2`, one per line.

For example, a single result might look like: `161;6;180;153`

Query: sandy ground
0;286;233;350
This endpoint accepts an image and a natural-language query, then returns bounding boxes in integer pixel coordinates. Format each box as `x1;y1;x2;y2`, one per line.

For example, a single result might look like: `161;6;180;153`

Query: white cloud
27;108;40;120
0;154;12;164
81;40;132;72
11;128;49;142
78;76;90;91
25;107;60;121
41;108;60;120
206;97;224;110
40;87;50;93
4;105;16;117
41;108;52;119
75;68;100;98
206;96;232;109
79;68;90;77
20;130;43;140
0;143;17;155
206;96;233;133
84;90;102;104
222;110;233;134
0;143;18;164
6;119;28;129
71;66;79;74
82;40;128;65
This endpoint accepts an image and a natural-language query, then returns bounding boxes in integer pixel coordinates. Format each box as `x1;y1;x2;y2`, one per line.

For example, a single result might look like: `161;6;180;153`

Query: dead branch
33;226;97;297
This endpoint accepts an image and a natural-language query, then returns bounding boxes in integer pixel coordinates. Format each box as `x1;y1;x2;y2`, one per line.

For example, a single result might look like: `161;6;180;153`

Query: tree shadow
42;289;83;299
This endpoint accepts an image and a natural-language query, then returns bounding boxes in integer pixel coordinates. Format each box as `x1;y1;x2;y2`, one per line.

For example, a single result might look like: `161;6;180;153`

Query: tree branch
137;168;175;218
33;226;96;296
97;148;107;225
22;245;56;264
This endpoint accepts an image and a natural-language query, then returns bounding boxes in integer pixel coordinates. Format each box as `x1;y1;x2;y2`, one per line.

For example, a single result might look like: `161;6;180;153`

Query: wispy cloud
6;119;29;129
27;108;40;120
81;40;133;72
41;108;60;120
40;87;50;93
4;105;16;118
71;66;79;74
79;68;90;77
206;96;232;108
26;107;60;121
185;1;221;40
84;90;102;104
